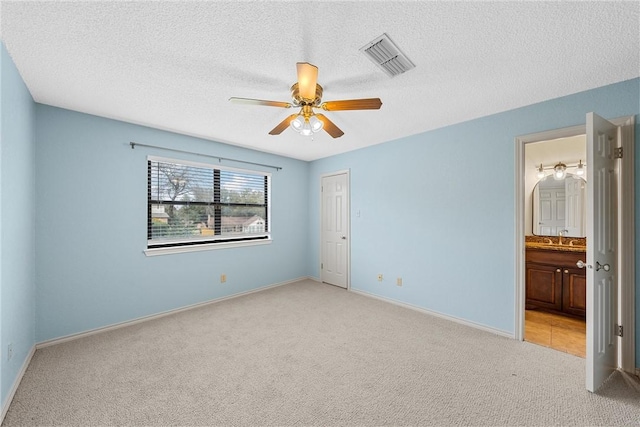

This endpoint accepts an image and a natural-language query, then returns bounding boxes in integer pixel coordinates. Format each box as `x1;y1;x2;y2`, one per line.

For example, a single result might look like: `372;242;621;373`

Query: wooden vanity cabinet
525;248;586;318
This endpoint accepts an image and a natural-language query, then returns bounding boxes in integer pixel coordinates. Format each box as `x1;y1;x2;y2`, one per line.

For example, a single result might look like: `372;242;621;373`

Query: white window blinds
147;157;270;248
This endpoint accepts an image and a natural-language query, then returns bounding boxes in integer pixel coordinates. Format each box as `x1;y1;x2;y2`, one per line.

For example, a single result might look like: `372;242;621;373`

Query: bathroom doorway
515;114;636;391
523;135;587;358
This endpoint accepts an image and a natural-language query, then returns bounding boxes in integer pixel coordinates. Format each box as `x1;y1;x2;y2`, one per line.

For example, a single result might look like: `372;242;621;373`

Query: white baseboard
1;344;36;425
350;288;514;339
37;277;307;349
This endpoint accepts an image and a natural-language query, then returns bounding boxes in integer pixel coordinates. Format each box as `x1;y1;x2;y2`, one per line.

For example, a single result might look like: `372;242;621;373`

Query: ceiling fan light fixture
290;115;304;132
300;119;313;136
309;115;323;133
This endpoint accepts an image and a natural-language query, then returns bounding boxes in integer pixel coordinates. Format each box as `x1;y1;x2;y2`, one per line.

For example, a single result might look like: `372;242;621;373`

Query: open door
585;112;618;392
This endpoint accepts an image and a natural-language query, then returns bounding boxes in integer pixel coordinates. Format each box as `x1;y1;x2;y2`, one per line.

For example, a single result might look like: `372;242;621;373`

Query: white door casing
585;113;618;392
321;171;349;288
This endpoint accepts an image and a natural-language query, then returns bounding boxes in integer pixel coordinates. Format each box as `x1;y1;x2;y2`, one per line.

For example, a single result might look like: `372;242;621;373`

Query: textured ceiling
1;1;638;161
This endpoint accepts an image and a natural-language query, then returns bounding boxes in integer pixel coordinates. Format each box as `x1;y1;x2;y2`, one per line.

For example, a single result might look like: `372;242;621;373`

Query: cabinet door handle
576;260;586;269
556;268;561;273
564;270;569;274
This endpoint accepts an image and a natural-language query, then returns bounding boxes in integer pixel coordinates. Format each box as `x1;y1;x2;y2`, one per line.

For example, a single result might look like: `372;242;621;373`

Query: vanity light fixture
535;160;585;180
553;162;567;180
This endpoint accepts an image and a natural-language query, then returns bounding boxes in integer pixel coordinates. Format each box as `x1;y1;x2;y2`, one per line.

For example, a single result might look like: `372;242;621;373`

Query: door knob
596;261;610;272
341;236;346;240
576;260;586;269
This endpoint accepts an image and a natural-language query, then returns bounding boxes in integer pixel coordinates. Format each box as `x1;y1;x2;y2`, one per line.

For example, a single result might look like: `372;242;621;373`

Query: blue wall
0;43;36;408
309;79;640;352
35;106;310;342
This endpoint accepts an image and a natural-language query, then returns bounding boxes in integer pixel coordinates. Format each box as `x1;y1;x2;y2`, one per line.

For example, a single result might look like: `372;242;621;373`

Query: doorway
523;135;587;358
515;114;636;390
320;170;350;289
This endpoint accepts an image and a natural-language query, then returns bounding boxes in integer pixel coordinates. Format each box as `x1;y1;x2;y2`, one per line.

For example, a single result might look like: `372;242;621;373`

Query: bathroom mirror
533;173;586;237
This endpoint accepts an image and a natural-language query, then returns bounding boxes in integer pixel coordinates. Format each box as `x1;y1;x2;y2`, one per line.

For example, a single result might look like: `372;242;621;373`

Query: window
147;156;270;251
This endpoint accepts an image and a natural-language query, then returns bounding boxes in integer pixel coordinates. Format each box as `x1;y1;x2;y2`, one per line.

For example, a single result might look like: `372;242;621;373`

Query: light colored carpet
3;279;640;426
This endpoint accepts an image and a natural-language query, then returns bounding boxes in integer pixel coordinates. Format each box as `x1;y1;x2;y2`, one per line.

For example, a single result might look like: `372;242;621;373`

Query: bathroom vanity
525;243;586;318
526;169;587;319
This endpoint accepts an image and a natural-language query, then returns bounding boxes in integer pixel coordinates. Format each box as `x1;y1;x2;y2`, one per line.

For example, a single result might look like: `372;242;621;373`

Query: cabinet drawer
526;248;586;268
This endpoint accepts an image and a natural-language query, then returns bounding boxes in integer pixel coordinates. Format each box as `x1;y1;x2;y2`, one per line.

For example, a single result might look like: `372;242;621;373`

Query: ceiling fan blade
229;97;292;108
316;114;344;138
296;62;318;100
320;98;382;111
269;114;298;135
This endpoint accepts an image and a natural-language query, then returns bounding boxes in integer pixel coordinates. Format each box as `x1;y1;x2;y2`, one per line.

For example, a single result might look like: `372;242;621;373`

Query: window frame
144;155;272;256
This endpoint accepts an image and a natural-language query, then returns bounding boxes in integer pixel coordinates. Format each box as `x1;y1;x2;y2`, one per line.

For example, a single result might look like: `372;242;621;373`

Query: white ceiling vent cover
360;33;415;77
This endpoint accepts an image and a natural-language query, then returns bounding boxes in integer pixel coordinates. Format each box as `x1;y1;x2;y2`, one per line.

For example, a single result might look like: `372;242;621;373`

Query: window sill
144;238;272;256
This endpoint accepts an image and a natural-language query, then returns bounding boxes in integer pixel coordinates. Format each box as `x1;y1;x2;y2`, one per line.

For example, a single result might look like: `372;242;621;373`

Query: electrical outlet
377;274;383;282
7;343;13;361
397;277;403;286
220;274;227;283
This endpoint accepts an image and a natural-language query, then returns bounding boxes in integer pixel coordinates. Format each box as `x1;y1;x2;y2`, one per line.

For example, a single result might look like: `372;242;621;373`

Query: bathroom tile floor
525;310;586;358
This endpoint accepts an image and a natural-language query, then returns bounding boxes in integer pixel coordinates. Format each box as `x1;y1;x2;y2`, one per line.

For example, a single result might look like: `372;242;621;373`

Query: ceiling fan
229;62;382;138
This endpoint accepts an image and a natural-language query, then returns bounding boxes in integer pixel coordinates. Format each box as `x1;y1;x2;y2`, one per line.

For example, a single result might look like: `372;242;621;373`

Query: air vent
360;33;415;77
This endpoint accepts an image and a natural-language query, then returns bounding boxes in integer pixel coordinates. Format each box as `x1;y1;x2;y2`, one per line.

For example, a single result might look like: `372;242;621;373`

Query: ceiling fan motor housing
291;83;323;107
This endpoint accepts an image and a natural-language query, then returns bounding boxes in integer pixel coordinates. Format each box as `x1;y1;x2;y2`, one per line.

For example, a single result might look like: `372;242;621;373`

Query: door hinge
614;147;623;159
321;263;323;269
615;324;623;337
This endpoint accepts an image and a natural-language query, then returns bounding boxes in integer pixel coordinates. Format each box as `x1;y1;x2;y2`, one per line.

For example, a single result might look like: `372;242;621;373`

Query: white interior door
321;172;349;288
585;112;618;392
